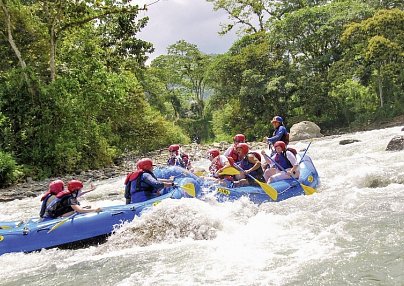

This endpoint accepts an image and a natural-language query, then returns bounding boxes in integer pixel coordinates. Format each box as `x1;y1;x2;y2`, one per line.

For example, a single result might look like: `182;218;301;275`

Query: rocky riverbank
1;115;403;202
0;142;269;202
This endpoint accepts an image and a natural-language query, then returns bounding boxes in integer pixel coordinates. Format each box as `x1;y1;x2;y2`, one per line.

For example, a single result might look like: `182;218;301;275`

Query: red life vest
209;156;225;174
228;148;239;162
125;169;144;184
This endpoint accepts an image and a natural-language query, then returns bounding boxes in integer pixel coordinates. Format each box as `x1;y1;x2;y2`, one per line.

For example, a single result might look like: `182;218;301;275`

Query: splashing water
0;126;403;285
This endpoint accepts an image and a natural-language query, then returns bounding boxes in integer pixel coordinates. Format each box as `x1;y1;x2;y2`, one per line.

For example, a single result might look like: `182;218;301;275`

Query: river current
0;126;403;286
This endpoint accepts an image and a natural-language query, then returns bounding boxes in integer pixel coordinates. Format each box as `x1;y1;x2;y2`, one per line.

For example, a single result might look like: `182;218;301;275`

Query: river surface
0;126;403;286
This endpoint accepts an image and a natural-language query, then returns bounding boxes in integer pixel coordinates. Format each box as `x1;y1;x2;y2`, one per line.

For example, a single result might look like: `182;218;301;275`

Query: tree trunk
0;0;35;96
377;66;384;108
50;25;56;81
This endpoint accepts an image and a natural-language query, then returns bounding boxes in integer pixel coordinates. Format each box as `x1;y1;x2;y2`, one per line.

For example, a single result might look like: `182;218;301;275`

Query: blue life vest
274;152;293;170
238;154;265;183
167;156;186;168
39;194;53;218
126;170;160;204
43;194;77;218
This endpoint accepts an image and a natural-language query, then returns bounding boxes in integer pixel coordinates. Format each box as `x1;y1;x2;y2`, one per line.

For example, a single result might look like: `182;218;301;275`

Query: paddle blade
193;170;207;177
47;213;76;233
181;183;196;197
302;184;316;195
218;166;240;176
0;225;12;230
47;218;69;233
256;180;278;201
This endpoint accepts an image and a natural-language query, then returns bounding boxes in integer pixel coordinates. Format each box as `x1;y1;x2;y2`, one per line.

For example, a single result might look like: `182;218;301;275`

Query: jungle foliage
0;0;403;185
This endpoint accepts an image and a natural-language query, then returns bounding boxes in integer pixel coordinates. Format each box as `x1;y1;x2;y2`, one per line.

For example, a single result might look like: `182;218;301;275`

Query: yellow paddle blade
0;225;12;230
181;183;196;197
256;179;278;201
47;213;77;234
302;184;316;195
194;170;207;177
47;218;69;233
218;166;241;176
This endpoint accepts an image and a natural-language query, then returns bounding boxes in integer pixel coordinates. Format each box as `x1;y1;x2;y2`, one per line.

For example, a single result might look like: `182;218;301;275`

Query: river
0;126;403;286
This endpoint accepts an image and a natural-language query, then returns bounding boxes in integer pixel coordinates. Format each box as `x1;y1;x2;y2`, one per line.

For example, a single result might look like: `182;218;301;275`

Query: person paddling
224;134;245;162
124;158;174;204
43;180;101;218
261;141;299;183
233;143;265;187
39;180;65;218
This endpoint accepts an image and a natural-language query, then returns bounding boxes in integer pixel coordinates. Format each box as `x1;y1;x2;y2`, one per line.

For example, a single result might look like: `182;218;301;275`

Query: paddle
218;166;241;176
47;212;78;234
262;151;316;195
232;164;278;201
176;182;196;197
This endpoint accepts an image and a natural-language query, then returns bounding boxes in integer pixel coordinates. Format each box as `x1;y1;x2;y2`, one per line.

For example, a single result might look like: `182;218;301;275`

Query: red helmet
236;143;249;155
41;179;65;201
274;141;286;151
136;158;154;171
67;180;83;192
233;134;246;143
207;148;220;159
49;180;64;195
168;144;180;152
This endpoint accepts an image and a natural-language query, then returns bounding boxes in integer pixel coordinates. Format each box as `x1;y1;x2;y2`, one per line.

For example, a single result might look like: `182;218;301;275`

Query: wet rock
339;139;361;145
386;135;404;151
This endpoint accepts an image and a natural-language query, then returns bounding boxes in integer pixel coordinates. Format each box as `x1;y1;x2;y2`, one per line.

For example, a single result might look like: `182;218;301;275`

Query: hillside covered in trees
0;0;403;185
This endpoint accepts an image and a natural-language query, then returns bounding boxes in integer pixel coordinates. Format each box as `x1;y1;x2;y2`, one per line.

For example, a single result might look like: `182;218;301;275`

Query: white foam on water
1;126;403;285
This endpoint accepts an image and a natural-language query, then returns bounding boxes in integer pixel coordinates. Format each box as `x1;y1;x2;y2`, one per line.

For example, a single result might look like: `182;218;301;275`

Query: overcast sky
137;0;239;62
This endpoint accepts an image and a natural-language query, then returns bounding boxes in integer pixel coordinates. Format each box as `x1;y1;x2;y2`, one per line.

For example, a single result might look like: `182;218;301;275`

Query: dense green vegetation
0;0;403;185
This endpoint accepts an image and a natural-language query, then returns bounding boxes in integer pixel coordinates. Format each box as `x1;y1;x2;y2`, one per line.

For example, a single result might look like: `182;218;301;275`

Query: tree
206;0;329;35
341;9;404;109
151;40;213;118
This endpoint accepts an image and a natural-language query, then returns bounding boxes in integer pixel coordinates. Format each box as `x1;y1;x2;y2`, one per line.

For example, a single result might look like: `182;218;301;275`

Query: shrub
0;151;22;187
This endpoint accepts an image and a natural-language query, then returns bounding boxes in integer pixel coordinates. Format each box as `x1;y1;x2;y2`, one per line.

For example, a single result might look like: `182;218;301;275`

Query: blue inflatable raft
0;155;319;255
0;177;200;256
206;153;320;204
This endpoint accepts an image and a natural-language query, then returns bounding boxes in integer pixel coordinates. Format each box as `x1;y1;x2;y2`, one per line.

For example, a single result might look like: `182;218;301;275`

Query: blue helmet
271;116;283;123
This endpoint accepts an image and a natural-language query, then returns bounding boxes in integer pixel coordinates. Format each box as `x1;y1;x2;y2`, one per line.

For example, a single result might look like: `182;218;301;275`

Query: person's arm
158;178;175;184
286;151;299;176
143;173;172;191
267;126;286;144
223;146;232;157
214;156;230;176
77;183;96;197
71;204;101;213
244;154;261;174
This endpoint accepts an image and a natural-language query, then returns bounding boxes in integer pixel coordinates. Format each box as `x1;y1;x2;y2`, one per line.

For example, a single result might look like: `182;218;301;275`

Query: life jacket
273;126;290;145
44;193;77;218
125;170;158;202
124;170;143;201
228;148;239;162
39;194;55;218
283;133;290;145
250;151;261;162
274;148;297;170
209;156;225;174
239;153;264;181
39;182;66;217
167;155;186;168
181;153;191;169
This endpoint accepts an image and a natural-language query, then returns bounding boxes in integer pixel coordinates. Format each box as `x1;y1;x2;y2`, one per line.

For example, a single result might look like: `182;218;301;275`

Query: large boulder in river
386;135;404;151
290;121;323;141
